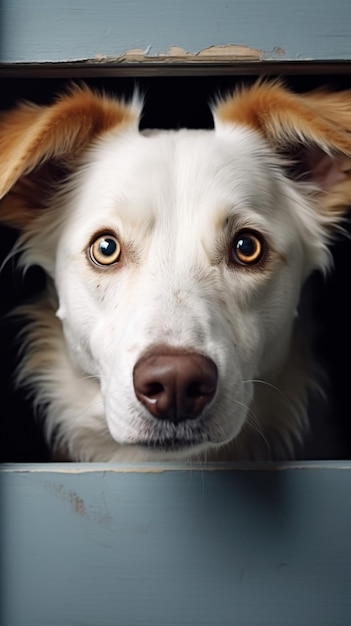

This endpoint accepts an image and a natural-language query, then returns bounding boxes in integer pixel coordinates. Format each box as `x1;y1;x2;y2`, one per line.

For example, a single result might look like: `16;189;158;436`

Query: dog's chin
119;427;231;460
133;437;213;460
107;412;245;460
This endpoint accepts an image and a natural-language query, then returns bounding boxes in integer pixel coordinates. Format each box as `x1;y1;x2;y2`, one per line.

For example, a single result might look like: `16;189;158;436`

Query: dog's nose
133;349;218;422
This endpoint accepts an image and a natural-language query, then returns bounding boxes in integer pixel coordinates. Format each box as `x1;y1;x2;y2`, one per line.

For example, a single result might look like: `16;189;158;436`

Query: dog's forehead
72;125;281;228
90;125;274;187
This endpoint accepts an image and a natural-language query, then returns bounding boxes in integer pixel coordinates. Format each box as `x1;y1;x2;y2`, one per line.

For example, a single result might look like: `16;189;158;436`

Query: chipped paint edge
91;44;265;64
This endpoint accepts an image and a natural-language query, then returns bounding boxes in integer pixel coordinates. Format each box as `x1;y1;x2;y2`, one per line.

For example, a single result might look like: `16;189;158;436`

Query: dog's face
51;126;310;457
1;82;351;461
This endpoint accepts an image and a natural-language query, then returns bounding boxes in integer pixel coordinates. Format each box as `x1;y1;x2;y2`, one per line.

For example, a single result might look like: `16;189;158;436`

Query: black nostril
144;382;165;397
187;381;207;398
133;348;218;423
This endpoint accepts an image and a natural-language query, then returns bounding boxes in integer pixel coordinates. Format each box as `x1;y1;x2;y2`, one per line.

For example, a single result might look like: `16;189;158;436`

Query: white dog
1;81;351;462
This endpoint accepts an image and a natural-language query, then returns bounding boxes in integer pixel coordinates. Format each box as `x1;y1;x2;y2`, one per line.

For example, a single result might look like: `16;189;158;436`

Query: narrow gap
1;64;351;462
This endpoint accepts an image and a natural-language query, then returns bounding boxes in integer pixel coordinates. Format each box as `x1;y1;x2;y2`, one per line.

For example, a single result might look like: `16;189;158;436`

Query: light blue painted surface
1;462;351;626
1;0;351;63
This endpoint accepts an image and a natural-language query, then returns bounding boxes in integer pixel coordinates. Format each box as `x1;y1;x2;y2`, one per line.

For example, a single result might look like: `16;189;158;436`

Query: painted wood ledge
2;0;351;63
1;462;351;625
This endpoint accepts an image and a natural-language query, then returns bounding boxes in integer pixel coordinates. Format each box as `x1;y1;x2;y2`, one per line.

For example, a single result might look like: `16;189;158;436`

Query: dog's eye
89;234;121;266
231;231;264;266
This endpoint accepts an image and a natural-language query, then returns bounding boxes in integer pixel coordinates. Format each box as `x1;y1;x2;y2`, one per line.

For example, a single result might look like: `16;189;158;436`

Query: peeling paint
197;44;263;60
93;43;264;64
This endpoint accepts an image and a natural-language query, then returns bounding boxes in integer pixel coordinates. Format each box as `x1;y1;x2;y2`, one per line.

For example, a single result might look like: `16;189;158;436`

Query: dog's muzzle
133;347;218;424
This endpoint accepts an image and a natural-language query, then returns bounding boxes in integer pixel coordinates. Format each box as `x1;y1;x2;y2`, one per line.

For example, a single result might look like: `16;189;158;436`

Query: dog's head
1;82;351;460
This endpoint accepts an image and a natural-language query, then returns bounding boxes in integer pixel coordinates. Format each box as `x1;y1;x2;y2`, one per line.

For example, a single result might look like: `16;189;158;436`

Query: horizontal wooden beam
1;0;351;63
2;462;351;625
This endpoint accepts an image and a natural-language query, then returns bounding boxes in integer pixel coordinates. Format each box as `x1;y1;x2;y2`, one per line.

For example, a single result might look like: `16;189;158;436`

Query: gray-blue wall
1;0;351;63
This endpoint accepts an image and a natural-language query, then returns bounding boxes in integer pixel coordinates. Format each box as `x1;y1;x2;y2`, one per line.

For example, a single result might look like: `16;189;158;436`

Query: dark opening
1;66;350;461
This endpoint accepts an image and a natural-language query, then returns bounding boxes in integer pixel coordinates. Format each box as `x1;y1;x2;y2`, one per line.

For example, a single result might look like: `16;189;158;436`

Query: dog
1;81;351;462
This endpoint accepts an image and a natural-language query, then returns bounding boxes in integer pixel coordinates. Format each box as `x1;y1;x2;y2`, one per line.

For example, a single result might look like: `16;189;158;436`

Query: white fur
15;117;335;462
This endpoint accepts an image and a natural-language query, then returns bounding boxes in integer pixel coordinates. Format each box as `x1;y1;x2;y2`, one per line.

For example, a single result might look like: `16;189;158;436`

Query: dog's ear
213;81;351;216
0;86;141;228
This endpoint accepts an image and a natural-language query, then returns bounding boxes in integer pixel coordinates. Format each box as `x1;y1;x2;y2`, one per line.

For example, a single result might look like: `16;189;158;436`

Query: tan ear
0;85;141;227
214;81;351;215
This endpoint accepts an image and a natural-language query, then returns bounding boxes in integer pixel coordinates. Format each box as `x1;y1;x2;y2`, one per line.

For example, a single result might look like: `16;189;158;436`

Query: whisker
233;398;272;458
243;377;289;400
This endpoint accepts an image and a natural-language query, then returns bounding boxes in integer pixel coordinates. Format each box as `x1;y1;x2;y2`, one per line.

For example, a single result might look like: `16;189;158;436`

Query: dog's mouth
129;422;210;452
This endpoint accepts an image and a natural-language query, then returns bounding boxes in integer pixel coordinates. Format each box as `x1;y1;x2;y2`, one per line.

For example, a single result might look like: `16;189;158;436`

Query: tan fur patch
0;86;138;203
215;81;351;155
215;81;351;217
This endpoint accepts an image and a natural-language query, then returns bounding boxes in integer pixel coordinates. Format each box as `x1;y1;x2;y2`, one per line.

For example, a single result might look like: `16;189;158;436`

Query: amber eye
231;231;264;266
89;234;121;266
